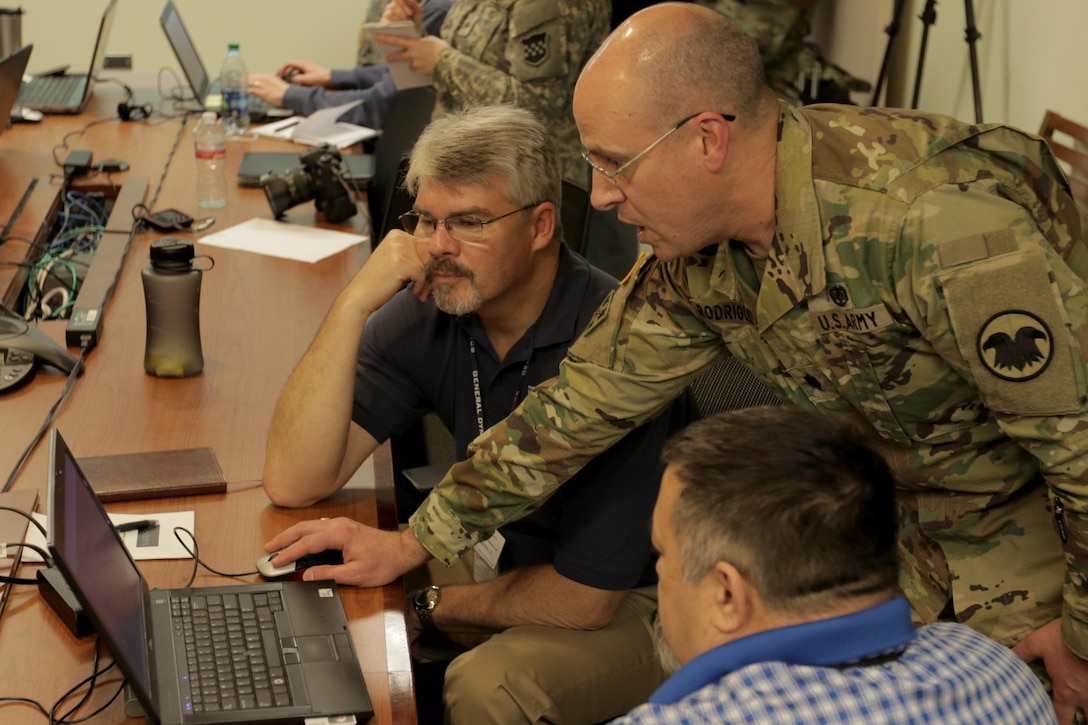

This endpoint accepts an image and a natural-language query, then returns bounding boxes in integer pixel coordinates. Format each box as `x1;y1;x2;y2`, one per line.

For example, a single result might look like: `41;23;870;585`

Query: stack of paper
253;100;380;149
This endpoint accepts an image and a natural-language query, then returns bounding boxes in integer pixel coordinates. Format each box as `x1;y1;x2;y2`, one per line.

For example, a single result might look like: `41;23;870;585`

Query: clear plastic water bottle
219;42;249;135
194;111;227;209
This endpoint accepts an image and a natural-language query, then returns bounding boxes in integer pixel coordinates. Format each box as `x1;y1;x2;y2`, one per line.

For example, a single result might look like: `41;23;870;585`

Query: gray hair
405;105;563;227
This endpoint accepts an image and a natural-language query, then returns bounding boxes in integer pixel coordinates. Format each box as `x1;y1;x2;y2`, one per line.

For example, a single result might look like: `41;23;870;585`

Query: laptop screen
48;430;154;702
159;1;209;99
88;0;119;81
0;45;32;133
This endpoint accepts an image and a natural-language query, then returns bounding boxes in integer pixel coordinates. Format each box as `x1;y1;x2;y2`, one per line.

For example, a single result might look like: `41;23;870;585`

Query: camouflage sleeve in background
432;0;610;182
693;0;821;104
354;0;389;67
409;257;727;565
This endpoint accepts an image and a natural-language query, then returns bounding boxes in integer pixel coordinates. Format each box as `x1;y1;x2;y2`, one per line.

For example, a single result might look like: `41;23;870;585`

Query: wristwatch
412;585;441;630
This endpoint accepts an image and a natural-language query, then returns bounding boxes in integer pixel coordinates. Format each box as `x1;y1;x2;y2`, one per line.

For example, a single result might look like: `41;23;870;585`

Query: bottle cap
201;110;217;123
228;42;239;51
150;237;195;271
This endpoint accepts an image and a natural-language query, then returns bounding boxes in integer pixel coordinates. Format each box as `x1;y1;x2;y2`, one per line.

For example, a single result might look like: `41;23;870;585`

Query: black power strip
63;149;94;178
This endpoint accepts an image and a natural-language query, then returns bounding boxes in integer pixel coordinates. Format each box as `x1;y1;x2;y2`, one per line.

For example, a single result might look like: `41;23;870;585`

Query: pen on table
115;519;159;533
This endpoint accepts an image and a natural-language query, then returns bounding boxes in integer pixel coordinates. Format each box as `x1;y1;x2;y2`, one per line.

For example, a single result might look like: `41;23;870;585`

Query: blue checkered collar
650;597;917;705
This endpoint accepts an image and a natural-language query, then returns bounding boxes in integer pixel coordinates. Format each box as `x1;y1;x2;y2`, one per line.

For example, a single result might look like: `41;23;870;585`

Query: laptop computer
159;0;291;123
15;0;117;114
0;45;33;130
46;429;373;724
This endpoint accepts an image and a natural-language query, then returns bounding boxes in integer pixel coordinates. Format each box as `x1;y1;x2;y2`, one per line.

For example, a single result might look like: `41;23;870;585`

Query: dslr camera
261;143;357;224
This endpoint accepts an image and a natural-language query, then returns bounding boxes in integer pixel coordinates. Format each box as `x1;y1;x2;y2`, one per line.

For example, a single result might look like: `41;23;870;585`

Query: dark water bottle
142;238;214;378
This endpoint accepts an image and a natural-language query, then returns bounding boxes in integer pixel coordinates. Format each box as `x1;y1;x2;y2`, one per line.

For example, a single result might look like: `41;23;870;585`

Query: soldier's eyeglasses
581;111;736;183
399;203;540;243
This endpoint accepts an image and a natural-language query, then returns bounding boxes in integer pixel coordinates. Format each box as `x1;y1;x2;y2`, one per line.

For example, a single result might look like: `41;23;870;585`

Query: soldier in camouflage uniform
376;0;610;183
266;3;1088;721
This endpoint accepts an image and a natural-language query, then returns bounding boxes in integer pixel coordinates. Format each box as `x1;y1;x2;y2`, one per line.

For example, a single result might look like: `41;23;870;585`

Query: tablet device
237;151;375;188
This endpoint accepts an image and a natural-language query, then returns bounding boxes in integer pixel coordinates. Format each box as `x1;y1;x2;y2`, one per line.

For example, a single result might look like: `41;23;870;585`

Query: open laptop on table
0;45;33;127
159;0;291;123
46;428;373;724
15;0;117;114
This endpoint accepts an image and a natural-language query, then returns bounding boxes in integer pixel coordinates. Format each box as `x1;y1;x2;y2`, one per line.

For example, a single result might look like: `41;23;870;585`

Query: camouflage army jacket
410;102;1088;657
432;0;609;183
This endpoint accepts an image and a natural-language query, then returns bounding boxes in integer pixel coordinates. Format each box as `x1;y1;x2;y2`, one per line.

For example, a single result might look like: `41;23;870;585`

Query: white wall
812;0;1088;134
17;0;1088;136
18;0;366;80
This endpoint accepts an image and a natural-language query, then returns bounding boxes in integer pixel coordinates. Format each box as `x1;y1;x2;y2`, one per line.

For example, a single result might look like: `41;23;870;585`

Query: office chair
396;355;783;503
390;411;457;519
367;86;436;241
560;179;592;256
688;355;783;419
1038;109;1088;206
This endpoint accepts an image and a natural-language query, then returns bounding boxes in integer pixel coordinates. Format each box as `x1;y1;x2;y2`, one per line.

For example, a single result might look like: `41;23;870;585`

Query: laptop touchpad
289;635;338;663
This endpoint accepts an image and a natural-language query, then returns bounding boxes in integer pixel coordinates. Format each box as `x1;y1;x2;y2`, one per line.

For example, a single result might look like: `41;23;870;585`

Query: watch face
415;586;439;609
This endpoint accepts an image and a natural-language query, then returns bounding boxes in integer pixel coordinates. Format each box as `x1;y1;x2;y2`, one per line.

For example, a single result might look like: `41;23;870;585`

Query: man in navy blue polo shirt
262;104;689;724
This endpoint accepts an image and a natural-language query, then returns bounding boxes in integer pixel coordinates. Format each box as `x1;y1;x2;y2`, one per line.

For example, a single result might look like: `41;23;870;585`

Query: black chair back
560;179;592;256
368;87;436;241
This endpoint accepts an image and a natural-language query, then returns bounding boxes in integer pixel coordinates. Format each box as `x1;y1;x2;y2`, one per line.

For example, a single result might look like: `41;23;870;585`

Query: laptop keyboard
16;75;83;107
171;591;293;713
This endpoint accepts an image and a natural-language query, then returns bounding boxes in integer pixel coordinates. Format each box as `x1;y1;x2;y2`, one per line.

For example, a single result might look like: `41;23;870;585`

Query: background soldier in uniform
266;3;1088;722
418;0;610;182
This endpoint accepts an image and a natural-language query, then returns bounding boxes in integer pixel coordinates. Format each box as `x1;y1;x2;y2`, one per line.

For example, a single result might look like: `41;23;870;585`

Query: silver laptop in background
46;428;373;724
0;45;33;128
15;0;117;114
159;0;291;122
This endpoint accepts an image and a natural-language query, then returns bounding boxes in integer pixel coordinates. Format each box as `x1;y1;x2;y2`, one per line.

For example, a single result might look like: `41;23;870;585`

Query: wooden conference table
0;84;415;723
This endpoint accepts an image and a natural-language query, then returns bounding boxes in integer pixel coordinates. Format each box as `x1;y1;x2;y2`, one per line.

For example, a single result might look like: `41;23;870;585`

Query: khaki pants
405;554;664;725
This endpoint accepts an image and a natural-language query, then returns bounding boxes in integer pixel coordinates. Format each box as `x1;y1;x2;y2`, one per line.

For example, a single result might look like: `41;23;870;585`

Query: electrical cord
131;112;197;232
50;639;123;725
0;501;51;583
0;504;48;540
0;342;89;494
0;540;52;584
172;526;260;588
0;638;119;724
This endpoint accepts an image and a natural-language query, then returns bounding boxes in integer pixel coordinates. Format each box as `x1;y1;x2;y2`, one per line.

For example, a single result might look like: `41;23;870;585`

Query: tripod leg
964;0;984;122
911;0;939;109
871;0;909;106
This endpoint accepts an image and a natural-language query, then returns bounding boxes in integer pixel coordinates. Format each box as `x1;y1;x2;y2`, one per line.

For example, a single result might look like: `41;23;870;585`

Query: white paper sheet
25;511;198;562
197;217;367;263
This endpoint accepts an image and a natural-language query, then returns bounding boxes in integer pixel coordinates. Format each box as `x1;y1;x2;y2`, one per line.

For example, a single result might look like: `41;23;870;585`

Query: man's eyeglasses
581;111;736;183
399;203;539;243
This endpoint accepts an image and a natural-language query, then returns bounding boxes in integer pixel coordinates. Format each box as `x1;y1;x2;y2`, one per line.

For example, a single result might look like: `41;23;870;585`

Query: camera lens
260;168;315;218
